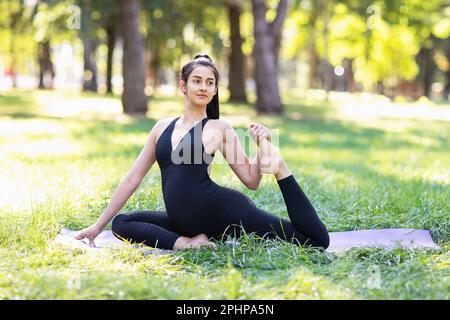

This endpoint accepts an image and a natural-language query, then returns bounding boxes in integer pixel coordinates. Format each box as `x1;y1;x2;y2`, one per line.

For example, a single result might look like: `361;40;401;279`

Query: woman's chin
193;98;210;105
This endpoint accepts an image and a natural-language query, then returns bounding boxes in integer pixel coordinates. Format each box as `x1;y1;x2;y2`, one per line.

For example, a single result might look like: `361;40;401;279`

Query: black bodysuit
112;116;329;249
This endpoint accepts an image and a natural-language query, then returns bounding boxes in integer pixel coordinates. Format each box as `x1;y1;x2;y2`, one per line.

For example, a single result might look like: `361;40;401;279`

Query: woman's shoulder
159;116;178;125
151;116;178;142
207;118;232;130
154;116;178;130
154;117;232;134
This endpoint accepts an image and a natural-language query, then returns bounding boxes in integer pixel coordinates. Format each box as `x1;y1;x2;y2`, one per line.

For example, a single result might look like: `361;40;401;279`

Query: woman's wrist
94;221;105;231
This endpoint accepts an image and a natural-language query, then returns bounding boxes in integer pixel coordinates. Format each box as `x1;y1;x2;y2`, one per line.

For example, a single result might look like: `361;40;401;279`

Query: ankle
275;159;291;181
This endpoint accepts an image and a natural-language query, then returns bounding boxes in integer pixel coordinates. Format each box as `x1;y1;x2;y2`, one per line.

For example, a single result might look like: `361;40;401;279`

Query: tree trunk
322;3;334;98
82;37;98;92
322;60;334;93
251;0;288;114
306;7;321;90
420;47;433;98
443;45;450;101
375;81;385;95
38;40;54;89
273;29;282;78
8;3;21;88
227;1;247;103
308;44;318;89
118;0;147;115
81;2;98;92
8;37;17;88
344;58;355;92
105;19;116;94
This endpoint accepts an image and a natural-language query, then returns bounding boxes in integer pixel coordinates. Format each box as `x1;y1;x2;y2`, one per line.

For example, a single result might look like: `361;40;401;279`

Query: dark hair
180;54;219;119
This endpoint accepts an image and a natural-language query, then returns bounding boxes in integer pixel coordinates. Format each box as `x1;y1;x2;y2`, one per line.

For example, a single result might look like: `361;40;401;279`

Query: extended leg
276;174;330;248
207;180;329;249
260;137;329;248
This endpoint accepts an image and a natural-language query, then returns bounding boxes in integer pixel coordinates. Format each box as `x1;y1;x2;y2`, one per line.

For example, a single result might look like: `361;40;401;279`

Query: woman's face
181;65;217;105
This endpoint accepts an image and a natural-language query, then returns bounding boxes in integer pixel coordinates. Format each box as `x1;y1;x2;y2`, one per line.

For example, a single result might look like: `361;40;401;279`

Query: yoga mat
326;228;439;253
54;227;173;256
54;227;439;254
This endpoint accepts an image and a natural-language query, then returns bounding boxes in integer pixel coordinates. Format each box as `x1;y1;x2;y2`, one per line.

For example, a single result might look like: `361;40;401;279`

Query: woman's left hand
249;123;272;146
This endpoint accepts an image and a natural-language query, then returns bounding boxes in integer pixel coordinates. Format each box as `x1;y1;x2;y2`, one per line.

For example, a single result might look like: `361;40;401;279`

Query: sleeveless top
155;116;215;169
155;116;219;221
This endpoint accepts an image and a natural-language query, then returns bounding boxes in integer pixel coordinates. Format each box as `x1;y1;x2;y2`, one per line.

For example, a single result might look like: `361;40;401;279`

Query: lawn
0;89;448;299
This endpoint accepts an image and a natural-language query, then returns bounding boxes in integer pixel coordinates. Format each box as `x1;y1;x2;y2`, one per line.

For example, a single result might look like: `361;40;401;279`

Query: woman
74;55;329;251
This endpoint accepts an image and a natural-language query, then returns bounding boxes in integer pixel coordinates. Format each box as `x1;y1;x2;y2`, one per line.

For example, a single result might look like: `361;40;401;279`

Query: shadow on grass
1;112;67;121
0;92;38;115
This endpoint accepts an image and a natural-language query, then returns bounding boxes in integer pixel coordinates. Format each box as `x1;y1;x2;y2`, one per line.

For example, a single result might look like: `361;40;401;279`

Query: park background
0;0;448;299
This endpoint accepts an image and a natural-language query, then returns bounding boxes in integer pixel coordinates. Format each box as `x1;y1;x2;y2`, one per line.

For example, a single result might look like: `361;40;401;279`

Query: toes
190;239;216;249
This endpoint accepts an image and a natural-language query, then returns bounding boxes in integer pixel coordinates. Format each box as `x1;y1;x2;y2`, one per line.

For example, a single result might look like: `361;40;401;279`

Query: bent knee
111;214;127;235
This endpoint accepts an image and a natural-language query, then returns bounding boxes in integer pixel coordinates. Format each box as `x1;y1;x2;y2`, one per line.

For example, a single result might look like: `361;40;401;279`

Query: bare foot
173;234;217;250
258;138;291;180
190;234;217;249
259;138;282;174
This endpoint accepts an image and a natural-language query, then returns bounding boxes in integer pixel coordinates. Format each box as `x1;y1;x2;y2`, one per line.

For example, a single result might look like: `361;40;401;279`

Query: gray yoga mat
54;227;439;254
326;228;439;252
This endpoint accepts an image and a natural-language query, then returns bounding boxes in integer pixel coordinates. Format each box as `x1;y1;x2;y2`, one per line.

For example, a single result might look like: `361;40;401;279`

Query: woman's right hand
249;123;272;146
73;224;102;247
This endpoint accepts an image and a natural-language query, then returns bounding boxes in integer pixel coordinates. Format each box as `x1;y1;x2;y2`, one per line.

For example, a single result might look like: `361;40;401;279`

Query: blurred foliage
0;0;449;96
284;0;450;89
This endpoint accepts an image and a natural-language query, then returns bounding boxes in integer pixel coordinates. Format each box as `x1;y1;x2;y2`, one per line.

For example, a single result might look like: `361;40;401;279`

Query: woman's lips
196;94;208;98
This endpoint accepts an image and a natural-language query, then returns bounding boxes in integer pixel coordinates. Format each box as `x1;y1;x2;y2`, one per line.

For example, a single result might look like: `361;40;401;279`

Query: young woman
74;55;329;251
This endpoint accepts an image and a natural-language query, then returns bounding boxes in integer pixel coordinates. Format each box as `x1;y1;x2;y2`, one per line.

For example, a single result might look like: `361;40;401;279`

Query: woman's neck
180;102;207;124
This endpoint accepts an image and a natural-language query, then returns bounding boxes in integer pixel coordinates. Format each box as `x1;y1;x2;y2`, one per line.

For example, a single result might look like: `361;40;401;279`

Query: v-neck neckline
170;116;207;152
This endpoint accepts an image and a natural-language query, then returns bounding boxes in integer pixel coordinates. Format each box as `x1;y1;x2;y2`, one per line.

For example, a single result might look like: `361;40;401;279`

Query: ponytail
206;90;219;119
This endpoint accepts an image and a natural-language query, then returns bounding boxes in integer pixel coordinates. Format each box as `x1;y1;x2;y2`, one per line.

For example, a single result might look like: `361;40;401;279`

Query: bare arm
94;120;161;230
219;120;262;190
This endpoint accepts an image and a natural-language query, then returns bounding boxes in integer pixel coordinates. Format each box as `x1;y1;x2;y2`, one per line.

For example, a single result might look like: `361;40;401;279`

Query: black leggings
111;175;329;250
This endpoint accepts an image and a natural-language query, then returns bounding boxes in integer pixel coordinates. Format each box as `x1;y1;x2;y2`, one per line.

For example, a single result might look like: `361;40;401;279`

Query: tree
90;0;118;94
104;15;116;94
37;40;54;89
404;0;450;98
443;40;450;100
79;0;98;92
226;0;247;103
32;2;55;89
251;0;289;114
1;0;26;88
118;0;147;115
140;0;227;92
33;1;58;90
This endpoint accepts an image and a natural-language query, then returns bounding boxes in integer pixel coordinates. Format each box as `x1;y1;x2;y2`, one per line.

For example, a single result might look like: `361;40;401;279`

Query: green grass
0;89;448;299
